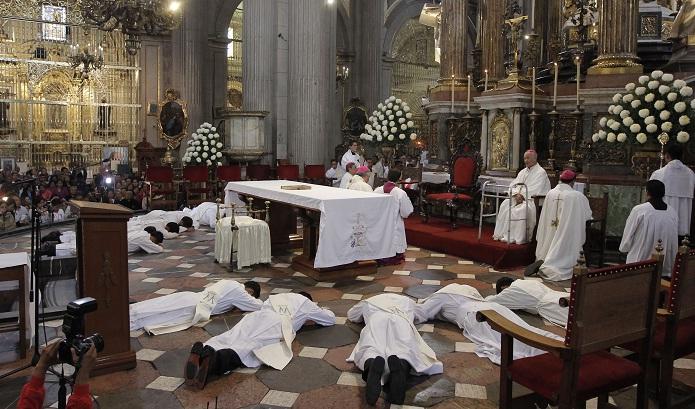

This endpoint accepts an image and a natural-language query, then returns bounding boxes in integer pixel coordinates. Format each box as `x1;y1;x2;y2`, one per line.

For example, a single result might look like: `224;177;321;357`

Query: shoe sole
366;356;385;405
387;356;406;405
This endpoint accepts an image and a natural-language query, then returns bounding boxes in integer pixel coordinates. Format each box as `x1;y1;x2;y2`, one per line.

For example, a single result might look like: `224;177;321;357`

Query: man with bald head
493;150;551;244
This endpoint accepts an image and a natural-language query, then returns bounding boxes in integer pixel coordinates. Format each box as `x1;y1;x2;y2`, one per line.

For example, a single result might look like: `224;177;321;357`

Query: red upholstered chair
303;164;327;185
246;164;271;180
216;165;242;198
276;164;300;181
145;165;177;210
422;150;482;229
183;166;210;207
478;256;661;409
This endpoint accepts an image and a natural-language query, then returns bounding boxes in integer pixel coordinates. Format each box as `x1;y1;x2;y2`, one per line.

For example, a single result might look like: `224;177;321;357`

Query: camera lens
83;333;104;353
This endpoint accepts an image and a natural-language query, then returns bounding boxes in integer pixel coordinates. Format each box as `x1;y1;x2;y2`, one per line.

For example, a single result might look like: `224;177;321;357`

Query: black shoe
525;260;544;277
194;345;216;390
362;358;373;383
387;355;407;405
185;342;204;385
365;356;385;405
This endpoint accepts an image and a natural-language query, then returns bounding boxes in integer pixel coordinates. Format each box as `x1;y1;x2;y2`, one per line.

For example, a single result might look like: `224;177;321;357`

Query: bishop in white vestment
536;170;593;281
619;180;679;276
341;141;364;172
649;144;695;236
339;162;357;189
485;278;569;327
129;280;262;334
414;284;562;365
348;166;373;192
493;150;550;244
374;169;414;255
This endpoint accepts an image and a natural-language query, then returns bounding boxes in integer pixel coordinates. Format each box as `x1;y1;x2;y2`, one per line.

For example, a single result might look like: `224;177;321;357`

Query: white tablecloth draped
224;180;400;268
421;171;450;185
0;252;35;347
214;216;272;267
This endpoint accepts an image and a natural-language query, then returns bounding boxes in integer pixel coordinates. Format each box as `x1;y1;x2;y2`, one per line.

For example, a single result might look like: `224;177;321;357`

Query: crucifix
550;195;563;227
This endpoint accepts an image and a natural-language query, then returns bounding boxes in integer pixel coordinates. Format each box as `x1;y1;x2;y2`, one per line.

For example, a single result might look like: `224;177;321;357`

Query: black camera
58;297;104;366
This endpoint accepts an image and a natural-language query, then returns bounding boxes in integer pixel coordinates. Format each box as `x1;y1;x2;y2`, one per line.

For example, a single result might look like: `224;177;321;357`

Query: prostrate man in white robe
128;229;164;254
414;284;563;365
185;292;335;389
534;170;592;281
131;220;181;239
188;202;222;229
650;144;695;237
619;180;679;276
486;277;569;327
130;280;262;334
339;162;357;189
347;293;443;405
493;150;550;244
341;140;364;172
348;166;374;192
374;169;413;265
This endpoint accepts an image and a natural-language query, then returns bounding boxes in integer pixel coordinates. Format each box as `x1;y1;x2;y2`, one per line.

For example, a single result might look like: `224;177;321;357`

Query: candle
575;56;581;108
531;67;536;111
466;74;471;112
484;69;489;92
552;62;559;110
450;74;455;112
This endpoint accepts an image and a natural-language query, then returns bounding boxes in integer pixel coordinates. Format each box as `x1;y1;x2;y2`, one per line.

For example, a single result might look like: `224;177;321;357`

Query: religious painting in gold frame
489;110;512;171
157;88;188;150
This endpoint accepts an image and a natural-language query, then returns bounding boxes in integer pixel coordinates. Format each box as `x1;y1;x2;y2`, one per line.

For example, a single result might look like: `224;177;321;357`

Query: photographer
18;341;97;409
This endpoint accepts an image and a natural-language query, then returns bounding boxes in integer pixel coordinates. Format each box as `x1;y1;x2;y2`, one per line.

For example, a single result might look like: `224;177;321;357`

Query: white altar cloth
214;216;272;267
0;252;35;347
224;180;400;268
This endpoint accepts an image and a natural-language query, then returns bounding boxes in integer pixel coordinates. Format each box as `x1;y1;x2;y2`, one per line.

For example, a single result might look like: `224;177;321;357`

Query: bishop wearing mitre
492;150;550;244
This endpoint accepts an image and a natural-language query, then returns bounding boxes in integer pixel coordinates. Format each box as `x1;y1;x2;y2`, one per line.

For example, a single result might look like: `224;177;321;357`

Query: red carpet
405;215;535;270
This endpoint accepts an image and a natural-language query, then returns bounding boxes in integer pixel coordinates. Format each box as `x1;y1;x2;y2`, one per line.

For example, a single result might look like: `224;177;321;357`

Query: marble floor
0;226;693;409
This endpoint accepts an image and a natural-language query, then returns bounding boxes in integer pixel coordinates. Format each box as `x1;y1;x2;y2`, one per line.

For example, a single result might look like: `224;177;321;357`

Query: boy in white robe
129;280;262;334
347;293;443;405
486;277;569;327
374;169;413;265
619;180;679;276
348;166;373;192
650;144;695;236
493;150;550;244
339;162;357;189
128;229;164;254
185;292;335;389
535;170;593;281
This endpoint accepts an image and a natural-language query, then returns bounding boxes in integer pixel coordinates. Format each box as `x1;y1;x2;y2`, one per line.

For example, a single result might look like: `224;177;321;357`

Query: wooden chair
303;164;327;185
276;164;300;181
422;150;482;229
246;164;271;180
478;255;661;409
584;193;609;267
183;165;210;207
145;165;177;210
216;165;242;198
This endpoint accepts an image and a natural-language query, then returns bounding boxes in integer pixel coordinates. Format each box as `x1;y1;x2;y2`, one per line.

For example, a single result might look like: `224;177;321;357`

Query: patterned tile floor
0;226;693;408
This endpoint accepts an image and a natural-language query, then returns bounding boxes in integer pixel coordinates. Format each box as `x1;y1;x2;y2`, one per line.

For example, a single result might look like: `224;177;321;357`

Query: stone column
287;0;337;166
242;0;277;163
481;0;505;82
353;0;384;110
588;0;643;75
439;0;470;84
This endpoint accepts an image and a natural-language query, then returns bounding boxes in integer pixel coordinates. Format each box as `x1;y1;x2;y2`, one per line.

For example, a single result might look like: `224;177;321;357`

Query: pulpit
72;201;135;375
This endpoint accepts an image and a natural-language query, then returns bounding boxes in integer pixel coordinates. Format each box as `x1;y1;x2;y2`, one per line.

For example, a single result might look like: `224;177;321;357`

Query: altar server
128;229;164;254
185;292;335;389
493;150;550;244
535;170;592;281
341;141;364;172
348;166;374;192
374;169;413;258
347;293;442;405
340;162;357;189
414;284;563;365
650;144;695;236
619;180;679;276
486;277;569;327
129;280;262;334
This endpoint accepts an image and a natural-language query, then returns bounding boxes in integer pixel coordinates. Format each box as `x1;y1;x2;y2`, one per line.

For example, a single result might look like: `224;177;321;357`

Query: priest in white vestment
341;141;364;172
185;292;335;389
493;150;551;244
619;180;679;276
339;162;357;189
347;293;443;405
129;280;262;334
535;170;593;281
486;277;569;327
649;144;695;236
348;166;373;192
374;169;413;264
127;230;164;254
414;284;562;365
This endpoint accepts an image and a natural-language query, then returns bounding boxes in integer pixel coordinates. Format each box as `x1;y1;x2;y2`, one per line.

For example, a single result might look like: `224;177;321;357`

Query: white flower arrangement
593;70;694;145
182;122;224;166
362;96;418;142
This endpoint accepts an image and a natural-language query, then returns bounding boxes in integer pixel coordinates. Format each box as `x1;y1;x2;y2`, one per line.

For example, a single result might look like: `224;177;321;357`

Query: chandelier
68;44;104;82
79;0;182;55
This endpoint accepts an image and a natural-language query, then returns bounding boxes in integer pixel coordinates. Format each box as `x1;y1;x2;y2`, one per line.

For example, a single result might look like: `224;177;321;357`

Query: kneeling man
374;169;414;265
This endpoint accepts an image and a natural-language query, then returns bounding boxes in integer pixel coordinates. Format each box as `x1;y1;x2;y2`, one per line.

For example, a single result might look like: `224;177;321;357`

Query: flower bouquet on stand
182;122;224;168
360;96;418;165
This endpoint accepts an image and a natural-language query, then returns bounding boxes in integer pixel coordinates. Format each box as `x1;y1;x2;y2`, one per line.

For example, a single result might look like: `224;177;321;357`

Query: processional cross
550;195;563;227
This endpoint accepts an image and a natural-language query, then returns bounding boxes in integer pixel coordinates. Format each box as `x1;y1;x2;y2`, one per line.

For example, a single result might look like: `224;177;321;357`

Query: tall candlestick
484;69;489;92
552;62;558;110
531;67;536;111
450;74;455;112
466;74;471;112
575;56;581;108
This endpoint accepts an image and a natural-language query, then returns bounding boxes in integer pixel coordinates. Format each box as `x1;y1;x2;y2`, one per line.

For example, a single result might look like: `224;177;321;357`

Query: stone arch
212;0;244;38
383;0;428;55
337;0;352;52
